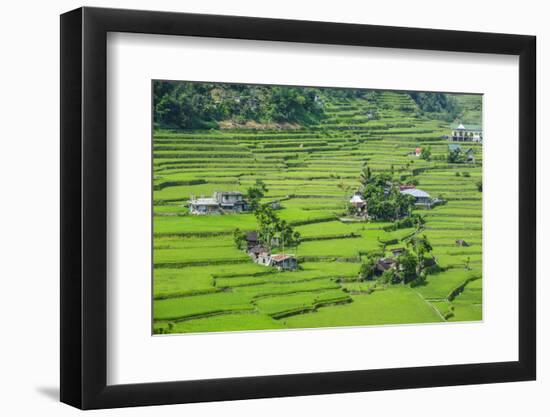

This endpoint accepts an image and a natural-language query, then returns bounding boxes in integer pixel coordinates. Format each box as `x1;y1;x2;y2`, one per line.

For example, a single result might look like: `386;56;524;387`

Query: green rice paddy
153;90;483;334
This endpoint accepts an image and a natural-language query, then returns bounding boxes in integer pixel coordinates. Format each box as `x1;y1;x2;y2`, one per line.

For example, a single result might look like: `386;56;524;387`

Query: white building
450;123;483;142
349;193;367;215
188;196;221;215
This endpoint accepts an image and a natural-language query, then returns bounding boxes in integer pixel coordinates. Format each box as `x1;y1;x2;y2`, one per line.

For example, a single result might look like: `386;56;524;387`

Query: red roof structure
270;254;295;262
399;184;416;191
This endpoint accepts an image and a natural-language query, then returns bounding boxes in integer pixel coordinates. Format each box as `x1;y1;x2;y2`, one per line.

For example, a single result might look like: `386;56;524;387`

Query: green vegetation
357;170;414;220
408;92;459;122
253;204;301;251
152;83;483;334
154;81;323;130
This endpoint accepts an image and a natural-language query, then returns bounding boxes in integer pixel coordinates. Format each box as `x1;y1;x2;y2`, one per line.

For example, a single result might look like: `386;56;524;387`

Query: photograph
152;81;483;335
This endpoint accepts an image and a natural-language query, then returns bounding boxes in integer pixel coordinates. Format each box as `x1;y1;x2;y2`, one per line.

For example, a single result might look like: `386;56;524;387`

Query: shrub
358;257;377;281
409;273;427;288
378;269;395;285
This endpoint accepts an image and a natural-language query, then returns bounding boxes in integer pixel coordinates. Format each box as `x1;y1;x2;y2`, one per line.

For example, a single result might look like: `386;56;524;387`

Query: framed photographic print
60;6;536;410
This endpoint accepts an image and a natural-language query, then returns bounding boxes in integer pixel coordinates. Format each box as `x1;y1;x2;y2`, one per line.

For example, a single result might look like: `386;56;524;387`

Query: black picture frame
60;6;536;410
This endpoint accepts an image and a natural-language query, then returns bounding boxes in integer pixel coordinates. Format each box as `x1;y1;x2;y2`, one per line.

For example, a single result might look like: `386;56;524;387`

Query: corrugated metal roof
400;188;430;198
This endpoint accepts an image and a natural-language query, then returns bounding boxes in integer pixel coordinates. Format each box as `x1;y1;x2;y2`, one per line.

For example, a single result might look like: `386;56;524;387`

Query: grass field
152;89;483;334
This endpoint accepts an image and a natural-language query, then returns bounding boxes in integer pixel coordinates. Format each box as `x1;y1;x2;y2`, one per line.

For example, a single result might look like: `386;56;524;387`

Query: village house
188;191;248;215
414;147;422;157
399;187;432;208
246;243;298;270
214;191;248;212
248;244;270;264
188;196;221;215
450;123;483;142
269;254;298;271
349;193;367;214
374;253;437;277
257;251;272;266
375;258;397;275
456;239;470;247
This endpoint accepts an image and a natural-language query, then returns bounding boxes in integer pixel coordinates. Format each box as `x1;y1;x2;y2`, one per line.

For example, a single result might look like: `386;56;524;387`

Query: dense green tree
362;177;414;221
408;92;459;122
253;204;300;252
246;179;268;211
359;256;377;281
420;146;432;161
396;250;418;283
378;269;395;285
233;228;247;250
447;148;465;163
407;234;433;274
254;205;280;249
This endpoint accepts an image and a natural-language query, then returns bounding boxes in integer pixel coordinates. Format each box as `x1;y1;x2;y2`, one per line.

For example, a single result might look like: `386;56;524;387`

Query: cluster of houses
349;184;437;214
449;123;483;143
244;232;298;271
375;247;436;277
188;191;280;215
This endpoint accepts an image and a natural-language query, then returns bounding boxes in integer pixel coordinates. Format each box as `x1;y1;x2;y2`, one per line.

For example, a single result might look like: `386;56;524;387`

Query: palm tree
407;234;433;275
359;163;371;190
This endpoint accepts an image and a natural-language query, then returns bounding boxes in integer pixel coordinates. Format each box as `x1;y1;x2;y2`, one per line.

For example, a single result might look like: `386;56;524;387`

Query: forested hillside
153;81;481;130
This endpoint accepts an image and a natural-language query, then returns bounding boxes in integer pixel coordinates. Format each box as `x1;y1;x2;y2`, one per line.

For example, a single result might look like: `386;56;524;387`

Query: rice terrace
152;81;483;335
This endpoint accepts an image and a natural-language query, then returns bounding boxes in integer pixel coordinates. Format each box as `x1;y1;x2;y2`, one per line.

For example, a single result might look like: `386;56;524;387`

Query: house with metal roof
269;254;298;271
188;196;222;215
400;188;432;207
189;191;249;215
450;123;483;142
